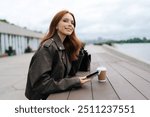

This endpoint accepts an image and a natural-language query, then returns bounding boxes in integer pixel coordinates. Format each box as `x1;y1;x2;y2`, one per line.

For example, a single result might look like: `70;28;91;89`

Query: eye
62;18;74;25
71;21;74;25
63;19;68;22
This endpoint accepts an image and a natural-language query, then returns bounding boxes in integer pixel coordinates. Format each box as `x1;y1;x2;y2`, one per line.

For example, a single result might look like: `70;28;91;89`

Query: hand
79;76;91;84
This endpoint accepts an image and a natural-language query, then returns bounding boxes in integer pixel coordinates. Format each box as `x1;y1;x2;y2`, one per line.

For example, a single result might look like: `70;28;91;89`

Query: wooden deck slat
47;91;70;100
93;53;146;100
67;71;92;100
118;61;150;83
89;54;119;100
106;63;146;100
68;82;92;100
110;63;150;99
91;77;119;100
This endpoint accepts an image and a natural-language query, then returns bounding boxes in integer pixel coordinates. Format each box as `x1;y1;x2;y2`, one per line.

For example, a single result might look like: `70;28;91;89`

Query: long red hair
41;10;82;61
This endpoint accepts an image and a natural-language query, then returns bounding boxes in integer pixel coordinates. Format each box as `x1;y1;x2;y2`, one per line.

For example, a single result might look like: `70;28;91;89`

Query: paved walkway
0;53;33;99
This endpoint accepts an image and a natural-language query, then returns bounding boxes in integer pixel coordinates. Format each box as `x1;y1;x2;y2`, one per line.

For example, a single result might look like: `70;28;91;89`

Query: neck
57;32;66;42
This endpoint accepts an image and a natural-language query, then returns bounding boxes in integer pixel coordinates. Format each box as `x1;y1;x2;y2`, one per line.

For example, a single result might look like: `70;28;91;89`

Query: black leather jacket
25;34;81;100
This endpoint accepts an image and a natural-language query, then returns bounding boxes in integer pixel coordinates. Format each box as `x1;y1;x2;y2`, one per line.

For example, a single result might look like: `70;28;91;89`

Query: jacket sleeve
28;46;81;95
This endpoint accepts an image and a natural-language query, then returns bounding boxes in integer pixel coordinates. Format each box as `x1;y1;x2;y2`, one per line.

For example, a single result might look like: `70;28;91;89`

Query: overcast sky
0;0;150;40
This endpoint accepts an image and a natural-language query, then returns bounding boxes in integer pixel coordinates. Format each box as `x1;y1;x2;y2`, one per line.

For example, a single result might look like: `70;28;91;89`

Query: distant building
0;21;44;56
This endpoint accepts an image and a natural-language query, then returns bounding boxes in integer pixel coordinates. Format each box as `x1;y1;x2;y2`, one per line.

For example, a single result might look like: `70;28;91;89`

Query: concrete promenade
0;53;33;100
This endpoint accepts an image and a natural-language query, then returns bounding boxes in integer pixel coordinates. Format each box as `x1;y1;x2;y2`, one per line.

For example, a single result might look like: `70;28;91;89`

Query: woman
25;10;90;100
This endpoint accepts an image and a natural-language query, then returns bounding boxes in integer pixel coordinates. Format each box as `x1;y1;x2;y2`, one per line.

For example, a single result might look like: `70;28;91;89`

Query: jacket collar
53;33;65;50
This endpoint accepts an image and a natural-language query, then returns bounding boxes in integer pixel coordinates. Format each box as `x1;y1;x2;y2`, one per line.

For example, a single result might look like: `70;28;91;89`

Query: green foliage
0;19;9;23
95;37;150;46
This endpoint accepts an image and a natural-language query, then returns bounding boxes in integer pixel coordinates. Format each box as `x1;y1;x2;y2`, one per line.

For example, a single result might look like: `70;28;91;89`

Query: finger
84;78;91;82
79;76;87;80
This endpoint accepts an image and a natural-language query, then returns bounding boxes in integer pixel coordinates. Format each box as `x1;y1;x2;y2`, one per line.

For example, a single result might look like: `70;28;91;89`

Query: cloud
1;0;150;40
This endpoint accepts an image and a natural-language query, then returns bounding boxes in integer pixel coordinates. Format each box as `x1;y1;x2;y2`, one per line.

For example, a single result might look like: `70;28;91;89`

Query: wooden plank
93;47;150;99
66;71;92;100
91;76;119;100
99;52;122;63
68;81;92;100
47;91;70;100
106;63;146;100
92;53;146;100
89;55;119;100
118;61;150;82
110;62;150;99
87;53;119;100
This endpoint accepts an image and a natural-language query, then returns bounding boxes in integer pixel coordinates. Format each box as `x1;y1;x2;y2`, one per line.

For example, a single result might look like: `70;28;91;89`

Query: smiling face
56;13;75;41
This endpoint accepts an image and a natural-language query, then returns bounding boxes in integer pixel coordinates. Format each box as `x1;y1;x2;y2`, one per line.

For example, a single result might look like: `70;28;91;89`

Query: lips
65;28;72;32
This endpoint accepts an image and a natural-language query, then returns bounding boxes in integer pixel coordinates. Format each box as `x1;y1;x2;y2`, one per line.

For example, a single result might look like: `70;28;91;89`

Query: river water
114;43;150;64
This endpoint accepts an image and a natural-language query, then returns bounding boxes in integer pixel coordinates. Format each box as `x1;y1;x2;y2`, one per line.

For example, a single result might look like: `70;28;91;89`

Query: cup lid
97;66;107;71
98;79;106;83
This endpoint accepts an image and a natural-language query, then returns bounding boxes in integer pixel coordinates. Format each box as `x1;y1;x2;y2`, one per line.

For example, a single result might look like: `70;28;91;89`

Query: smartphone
85;71;98;79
